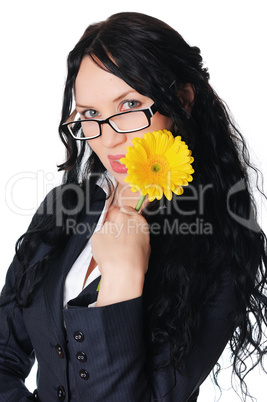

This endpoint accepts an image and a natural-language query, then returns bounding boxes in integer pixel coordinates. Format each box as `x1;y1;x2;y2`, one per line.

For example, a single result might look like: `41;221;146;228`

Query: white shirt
63;174;115;308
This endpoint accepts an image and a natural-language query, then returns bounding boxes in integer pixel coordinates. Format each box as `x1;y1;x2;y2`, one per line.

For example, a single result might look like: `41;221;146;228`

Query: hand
91;206;151;306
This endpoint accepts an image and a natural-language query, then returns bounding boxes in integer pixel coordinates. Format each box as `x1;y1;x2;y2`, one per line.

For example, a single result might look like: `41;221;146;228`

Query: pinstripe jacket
0;186;236;401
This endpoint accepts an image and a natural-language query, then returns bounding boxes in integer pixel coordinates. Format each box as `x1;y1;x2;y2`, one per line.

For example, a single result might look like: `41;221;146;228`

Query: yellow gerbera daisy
120;130;194;204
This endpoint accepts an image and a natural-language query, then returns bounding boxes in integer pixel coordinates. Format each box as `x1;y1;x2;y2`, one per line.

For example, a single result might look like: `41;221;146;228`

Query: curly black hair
5;12;267;400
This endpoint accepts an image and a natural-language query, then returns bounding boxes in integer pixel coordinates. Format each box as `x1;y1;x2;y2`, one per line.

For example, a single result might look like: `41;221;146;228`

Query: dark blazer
0;187;236;401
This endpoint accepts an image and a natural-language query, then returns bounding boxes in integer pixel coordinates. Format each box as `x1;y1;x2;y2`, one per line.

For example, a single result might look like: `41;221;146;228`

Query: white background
1;0;266;400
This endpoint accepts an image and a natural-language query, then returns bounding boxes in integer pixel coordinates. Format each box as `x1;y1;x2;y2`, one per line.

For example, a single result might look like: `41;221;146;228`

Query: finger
106;205;137;224
104;205;120;222
112;207;138;225
119;205;137;215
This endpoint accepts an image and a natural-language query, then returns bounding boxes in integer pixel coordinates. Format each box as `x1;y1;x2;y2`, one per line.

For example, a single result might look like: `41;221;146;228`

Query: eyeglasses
61;103;157;140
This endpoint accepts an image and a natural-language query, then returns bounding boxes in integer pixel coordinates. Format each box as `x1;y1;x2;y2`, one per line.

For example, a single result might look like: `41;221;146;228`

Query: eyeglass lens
70;110;149;139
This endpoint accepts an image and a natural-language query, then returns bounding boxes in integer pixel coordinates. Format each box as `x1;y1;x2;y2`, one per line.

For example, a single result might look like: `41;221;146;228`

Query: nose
100;123;127;148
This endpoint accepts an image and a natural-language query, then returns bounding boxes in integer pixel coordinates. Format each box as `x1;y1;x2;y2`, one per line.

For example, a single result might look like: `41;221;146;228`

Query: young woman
1;12;266;402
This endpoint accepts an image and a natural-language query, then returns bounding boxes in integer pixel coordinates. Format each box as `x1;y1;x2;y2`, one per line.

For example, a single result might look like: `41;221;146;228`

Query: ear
178;83;195;112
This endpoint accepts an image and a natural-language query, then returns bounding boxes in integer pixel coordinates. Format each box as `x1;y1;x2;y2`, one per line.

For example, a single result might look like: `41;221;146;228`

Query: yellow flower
120;130;194;203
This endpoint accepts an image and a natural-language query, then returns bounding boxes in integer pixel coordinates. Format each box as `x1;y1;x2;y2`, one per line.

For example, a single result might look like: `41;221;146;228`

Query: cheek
87;138;99;154
87;140;104;162
153;115;173;131
127;116;174;143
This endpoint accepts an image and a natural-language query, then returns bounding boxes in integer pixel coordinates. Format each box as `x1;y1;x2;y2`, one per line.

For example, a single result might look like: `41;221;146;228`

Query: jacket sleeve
0;256;36;402
0;188;58;401
63;268;236;401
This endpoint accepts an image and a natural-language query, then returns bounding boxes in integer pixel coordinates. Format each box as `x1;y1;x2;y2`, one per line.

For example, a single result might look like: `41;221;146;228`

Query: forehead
74;56;136;105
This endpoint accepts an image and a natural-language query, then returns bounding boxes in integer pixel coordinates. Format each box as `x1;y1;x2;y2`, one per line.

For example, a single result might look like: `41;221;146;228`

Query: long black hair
5;12;267;399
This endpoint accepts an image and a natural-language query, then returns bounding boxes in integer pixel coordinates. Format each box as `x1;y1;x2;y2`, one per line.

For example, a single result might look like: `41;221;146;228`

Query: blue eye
122;100;140;111
84;109;99;119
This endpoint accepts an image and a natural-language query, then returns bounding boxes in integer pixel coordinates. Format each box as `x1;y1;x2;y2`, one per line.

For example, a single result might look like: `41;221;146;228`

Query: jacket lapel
43;191;105;343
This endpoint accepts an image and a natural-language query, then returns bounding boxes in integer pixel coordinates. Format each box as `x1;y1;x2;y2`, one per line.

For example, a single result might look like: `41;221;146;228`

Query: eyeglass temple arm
149;103;157;116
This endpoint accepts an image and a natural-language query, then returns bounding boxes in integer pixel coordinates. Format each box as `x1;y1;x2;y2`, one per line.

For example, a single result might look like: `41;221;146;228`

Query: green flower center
151;162;162;173
149;155;168;176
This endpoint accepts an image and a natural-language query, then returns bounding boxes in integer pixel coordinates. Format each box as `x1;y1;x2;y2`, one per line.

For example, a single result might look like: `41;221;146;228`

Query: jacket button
73;331;84;342
56;344;64;359
57;385;66;400
79;369;89;380
76;351;87;363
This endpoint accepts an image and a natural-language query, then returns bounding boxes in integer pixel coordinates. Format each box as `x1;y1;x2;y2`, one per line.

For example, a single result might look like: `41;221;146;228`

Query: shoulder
28;181;106;230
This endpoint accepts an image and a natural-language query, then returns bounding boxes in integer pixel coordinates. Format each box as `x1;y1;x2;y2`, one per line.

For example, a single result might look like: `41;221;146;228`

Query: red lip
108;154;127;174
107;154;126;161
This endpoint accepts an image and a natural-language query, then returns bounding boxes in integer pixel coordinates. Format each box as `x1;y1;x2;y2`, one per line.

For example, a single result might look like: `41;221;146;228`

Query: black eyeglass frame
61;103;158;140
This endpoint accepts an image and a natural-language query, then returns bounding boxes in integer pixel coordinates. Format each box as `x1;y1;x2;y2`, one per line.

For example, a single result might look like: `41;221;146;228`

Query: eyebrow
76;90;138;109
113;90;137;103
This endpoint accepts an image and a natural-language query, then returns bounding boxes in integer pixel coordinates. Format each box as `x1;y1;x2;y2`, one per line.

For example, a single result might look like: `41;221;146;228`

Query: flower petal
123;130;194;202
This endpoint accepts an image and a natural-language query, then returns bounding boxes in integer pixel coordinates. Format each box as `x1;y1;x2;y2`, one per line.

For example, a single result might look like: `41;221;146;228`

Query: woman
0;12;266;402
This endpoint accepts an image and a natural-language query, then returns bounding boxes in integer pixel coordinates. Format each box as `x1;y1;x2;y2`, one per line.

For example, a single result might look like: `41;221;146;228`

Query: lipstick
108;154;128;174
